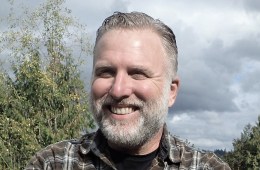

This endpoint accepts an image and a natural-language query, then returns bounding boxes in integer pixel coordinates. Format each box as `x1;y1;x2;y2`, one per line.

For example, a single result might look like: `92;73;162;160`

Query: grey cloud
202;36;260;79
171;39;239;113
228;36;260;93
172;74;238;113
227;36;260;61
203;36;260;94
241;67;260;93
204;40;242;74
172;33;260;114
243;0;260;12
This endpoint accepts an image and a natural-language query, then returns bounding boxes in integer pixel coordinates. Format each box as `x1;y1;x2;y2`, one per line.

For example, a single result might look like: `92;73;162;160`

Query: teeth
111;107;134;114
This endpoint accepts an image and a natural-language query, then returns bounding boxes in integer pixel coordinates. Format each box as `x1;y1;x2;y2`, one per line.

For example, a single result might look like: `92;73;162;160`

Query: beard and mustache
90;85;170;150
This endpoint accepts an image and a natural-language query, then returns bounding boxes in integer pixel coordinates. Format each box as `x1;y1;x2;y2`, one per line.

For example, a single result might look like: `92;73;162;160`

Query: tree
0;0;95;169
224;116;260;169
214;149;227;159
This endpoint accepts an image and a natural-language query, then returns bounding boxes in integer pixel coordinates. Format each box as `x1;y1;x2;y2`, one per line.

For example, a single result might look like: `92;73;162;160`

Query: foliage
214;149;227;159
0;0;95;169
224;116;260;169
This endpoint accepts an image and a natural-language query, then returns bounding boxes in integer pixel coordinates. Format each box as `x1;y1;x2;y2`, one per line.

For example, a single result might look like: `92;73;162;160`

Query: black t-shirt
108;147;158;170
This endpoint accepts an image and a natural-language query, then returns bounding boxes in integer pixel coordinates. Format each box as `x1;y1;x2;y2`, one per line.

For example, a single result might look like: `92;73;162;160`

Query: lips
110;106;137;115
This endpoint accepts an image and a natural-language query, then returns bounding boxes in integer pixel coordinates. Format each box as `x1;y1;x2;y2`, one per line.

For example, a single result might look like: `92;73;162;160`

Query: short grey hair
94;11;178;79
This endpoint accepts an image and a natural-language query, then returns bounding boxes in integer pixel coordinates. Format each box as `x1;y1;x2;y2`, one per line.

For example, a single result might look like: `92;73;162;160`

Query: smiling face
90;29;179;150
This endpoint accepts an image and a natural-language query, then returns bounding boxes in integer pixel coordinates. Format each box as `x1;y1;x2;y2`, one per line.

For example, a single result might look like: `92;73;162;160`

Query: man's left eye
131;73;147;80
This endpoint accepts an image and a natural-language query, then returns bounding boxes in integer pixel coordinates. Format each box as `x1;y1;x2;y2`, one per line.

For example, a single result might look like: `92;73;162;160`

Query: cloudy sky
1;0;260;151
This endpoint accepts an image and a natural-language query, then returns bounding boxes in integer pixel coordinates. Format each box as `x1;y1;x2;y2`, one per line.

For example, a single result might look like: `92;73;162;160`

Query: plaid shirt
25;125;231;170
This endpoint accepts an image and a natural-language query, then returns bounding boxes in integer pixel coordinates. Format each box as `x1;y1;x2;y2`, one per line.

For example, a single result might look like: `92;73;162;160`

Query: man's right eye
95;69;114;78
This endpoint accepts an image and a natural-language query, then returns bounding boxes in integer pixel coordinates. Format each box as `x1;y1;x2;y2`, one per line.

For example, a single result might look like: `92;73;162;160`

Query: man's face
90;29;178;149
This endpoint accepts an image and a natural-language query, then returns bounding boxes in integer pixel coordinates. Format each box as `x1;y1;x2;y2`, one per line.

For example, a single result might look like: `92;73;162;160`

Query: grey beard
99;103;167;149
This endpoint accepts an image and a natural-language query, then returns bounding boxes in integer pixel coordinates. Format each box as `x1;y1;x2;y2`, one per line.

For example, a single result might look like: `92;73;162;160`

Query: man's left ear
168;77;180;107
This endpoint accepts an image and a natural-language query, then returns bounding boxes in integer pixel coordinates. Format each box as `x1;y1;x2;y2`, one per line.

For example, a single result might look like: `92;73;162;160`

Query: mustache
101;96;144;107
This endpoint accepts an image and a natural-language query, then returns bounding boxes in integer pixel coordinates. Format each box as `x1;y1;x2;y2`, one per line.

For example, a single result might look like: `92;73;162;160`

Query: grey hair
94;11;178;79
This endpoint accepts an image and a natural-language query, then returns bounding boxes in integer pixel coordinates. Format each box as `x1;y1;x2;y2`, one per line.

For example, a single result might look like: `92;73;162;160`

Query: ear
168;77;180;107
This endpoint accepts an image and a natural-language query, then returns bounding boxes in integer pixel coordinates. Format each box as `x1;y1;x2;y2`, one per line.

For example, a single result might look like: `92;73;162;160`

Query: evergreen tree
225;116;260;169
0;0;95;169
214;149;227;159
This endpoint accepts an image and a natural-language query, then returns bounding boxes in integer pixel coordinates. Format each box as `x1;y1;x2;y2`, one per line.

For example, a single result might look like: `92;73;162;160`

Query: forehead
93;29;166;63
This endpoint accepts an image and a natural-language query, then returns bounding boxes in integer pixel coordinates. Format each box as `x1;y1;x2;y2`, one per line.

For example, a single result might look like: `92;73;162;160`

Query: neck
108;127;164;155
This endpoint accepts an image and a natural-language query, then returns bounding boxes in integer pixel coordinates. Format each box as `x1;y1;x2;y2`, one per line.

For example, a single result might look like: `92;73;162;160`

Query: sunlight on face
90;29;172;148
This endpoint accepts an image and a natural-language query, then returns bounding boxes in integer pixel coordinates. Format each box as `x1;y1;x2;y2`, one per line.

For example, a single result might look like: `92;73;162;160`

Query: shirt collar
158;124;182;164
79;125;182;164
79;129;107;156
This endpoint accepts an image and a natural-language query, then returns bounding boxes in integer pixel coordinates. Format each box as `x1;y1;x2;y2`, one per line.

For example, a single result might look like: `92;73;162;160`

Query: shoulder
198;151;231;170
168;135;231;169
25;132;96;170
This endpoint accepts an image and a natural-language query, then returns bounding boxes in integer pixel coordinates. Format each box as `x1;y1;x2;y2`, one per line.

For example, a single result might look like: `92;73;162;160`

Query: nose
109;72;132;100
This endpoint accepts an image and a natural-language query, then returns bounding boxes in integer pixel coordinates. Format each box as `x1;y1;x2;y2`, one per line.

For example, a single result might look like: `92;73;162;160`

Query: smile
110;106;137;115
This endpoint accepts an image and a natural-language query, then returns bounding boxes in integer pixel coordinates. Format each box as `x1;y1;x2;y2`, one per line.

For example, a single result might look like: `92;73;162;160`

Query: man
26;12;230;170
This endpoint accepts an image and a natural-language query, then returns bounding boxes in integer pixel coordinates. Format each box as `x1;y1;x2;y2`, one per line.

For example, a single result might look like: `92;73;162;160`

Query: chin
100;117;149;148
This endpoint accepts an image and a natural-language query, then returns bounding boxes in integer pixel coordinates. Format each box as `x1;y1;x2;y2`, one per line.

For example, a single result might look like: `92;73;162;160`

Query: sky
1;0;260;151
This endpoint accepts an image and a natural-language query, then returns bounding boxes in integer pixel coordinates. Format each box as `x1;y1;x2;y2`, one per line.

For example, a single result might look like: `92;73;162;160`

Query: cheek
91;79;111;99
133;82;162;101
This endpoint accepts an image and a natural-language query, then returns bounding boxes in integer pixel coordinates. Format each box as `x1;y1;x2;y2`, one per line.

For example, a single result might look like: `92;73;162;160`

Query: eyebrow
94;63;153;75
94;65;114;72
128;65;153;75
94;62;112;69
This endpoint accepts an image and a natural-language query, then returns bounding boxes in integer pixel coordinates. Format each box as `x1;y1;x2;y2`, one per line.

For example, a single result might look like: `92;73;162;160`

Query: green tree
225;116;260;169
0;0;95;169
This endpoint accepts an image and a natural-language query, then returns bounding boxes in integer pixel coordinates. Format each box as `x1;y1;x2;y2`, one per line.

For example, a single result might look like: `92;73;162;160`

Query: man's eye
99;72;113;78
131;73;147;80
95;69;114;78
